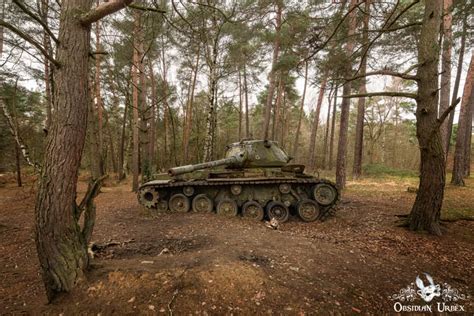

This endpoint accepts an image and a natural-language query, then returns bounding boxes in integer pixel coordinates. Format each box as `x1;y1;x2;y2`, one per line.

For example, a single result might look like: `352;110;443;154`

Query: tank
138;139;339;222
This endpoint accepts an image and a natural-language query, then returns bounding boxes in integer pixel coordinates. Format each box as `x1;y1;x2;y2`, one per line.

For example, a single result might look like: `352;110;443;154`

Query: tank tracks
138;177;340;221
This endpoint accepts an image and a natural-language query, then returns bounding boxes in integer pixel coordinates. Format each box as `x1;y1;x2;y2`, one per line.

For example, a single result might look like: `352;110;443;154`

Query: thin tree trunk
452;53;474;185
118;91;129;181
271;76;283;141
262;2;281;140
352;0;370;179
139;30;149;178
464;100;472;177
308;69;328;170
292;60;309;160
14;142;22;187
329;85;337;170
323;85;333;170
94;0;105;175
439;0;453;155
39;0;53;133
445;7;468;155
336;0;357;189
408;0;444;235
243;62;250;138
183;45;200;163
148;59;156;168
131;11;140;191
238;68;242;140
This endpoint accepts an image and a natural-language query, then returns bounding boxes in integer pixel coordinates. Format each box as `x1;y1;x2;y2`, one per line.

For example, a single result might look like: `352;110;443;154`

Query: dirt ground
1;175;473;314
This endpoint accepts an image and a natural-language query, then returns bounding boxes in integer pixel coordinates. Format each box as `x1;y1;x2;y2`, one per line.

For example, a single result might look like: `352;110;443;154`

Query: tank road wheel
169;193;190;213
139;187;159;209
266;201;289;223
242;201;264;221
297;199;320;222
216;199;238;217
192;194;214;212
313;183;338;206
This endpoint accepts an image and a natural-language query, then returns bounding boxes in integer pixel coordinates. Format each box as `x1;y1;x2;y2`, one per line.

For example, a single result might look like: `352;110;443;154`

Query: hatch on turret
224;139;291;168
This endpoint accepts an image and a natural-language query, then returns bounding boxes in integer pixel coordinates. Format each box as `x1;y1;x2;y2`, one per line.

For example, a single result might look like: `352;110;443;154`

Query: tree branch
12;0;59;44
437;97;460;128
342;92;417;99
0;18;59;67
80;0;133;26
127;3;165;13
345;70;417;82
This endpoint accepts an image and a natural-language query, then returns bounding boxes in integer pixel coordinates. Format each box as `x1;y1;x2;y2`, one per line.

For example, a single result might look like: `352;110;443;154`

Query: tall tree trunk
183;45;200;163
131;11;140;191
139;29;149;179
445;7;468;155
238;68;242;140
14;142;22;187
292;60;309;160
464;101;472;177
336;0;357;189
39;0;53;133
262;2;281;140
271;76;283;141
308;69;328;170
352;0;370;179
439;0;453;155
243;62;250;138
35;0;91;300
329;85;337;170
118;91;129;181
408;0;444;235
94;0;105;176
323;85;333;170
452;53;474;185
148;59;156;169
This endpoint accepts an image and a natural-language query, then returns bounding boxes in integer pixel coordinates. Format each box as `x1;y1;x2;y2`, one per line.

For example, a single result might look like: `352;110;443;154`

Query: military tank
138;139;338;222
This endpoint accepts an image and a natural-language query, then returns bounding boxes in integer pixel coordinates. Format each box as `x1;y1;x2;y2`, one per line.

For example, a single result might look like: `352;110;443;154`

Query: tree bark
408;0;444;236
118;90;128;181
329;85;337;170
439;0;453;155
243;63;250;138
262;2;281;140
94;8;105;176
183;46;200;163
352;0;370;179
445;7;468;155
323;85;333;169
35;0;92;301
452;53;474;185
292;61;309;160
131;10;140;191
336;0;357;189
148;59;156;169
308;69;328;170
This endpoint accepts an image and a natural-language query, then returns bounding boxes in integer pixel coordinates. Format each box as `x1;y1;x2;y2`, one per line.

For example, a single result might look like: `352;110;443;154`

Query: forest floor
1;172;473;315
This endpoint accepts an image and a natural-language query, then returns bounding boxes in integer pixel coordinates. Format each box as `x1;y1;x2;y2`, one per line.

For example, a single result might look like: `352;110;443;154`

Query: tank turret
168;139;291;177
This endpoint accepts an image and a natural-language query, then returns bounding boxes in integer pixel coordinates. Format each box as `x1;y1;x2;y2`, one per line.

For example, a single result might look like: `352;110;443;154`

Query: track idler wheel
296;199;320;222
313;183;338;206
266;201;289;223
169;193;190;213
242;201;264;221
192;194;214;212
139;187;159;209
216;199;238;217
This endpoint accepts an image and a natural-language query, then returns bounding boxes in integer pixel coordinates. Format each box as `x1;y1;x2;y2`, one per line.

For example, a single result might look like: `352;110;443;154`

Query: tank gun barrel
168;155;243;176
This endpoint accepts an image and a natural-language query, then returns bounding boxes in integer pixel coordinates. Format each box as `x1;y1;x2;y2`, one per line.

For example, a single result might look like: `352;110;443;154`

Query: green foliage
362;163;418;178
